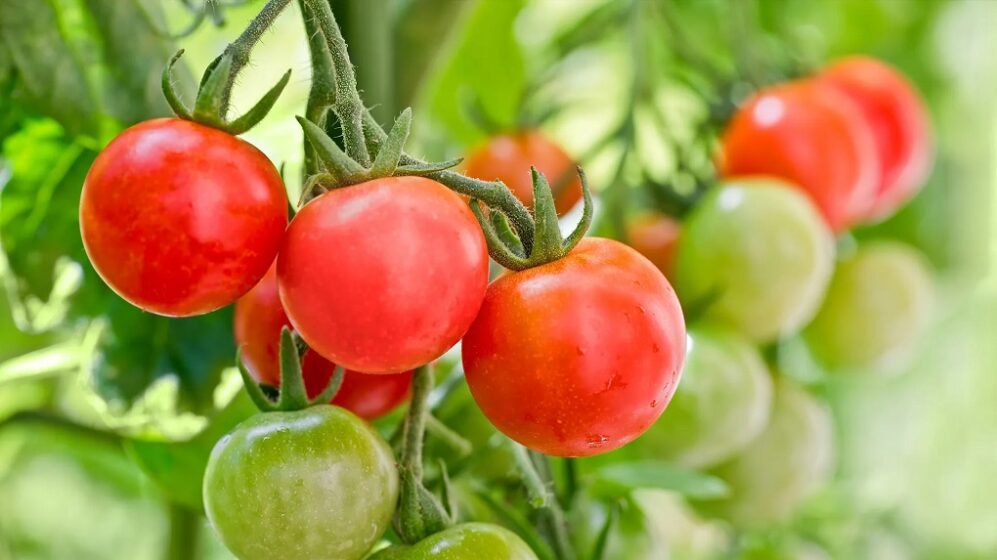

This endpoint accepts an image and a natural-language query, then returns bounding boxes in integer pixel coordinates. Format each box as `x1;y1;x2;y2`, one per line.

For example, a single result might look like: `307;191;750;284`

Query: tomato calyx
161;0;295;135
237;327;346;412
295;110;462;205
471;166;593;270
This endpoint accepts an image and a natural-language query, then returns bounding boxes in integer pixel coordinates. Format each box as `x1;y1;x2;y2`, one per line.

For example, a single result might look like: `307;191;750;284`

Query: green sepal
562;166;593;253
193;53;233;125
437;459;459;521
226;68;293;135
236;349;279;412
394;469;452;544
370;108;412;177
277;327;309;410
395;158;463;176
528;167;565;264
470;200;529;270
491;211;526;257
297;116;367;179
307;364;345;406
161;50;193;120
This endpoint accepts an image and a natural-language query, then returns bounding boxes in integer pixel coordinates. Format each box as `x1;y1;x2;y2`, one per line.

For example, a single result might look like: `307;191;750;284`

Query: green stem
299;0;337;175
216;0;293;114
304;0;371;166
510;444;576;560
400;365;433;481
166;503;199;560
361;112;537;254
331;0;394;124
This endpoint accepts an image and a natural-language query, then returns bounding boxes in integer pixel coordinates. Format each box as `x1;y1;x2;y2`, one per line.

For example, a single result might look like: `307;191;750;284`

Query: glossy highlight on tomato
819;56;933;221
720;81;880;231
462;238;687;457
204;405;399;560
464;131;583;216
80;118;288;316
277;176;489;373
234;266;411;420
369;523;538;559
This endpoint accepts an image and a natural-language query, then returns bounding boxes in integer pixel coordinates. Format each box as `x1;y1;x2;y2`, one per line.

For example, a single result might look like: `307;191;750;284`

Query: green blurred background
0;1;995;558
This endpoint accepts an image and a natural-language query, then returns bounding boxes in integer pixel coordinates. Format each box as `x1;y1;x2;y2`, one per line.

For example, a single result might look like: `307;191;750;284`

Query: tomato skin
674;179;834;343
623;327;773;469
464;132;582;216
369;523;538;560
277;176;489;373
462;238;687;457
80;118;287;317
203;405;399;560
720;81;880;231
699;378;834;528
804;242;934;371
234;266;411;420
625;212;681;279
819;56;933;221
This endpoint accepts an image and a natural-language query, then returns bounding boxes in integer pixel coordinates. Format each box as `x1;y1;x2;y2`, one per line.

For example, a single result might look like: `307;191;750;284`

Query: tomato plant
819;56;933;221
624;327;773;469
674;179;834;342
464;132;583;216
370;523;538;559
462;238;686;457
80;118;288;317
805;242;934;371
203;405;399;560
277;176;489;373
234;265;411;420
699;378;834;528
719;80;881;231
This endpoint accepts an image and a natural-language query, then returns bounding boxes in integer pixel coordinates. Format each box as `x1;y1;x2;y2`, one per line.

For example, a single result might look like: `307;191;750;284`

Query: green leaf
592;460;728;500
0;0;190;140
422;0;526;145
125;390;258;511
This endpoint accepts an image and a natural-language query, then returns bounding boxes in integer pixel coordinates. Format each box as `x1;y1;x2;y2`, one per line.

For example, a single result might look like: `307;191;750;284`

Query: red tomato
464;131;583;216
625;212;681;279
719;81;880;232
234;266;411;420
462;238;687;457
819;56;933;221
277;176;489;373
80;118;287;317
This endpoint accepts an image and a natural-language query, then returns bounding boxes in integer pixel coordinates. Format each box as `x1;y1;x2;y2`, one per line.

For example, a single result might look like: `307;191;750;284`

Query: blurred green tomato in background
805;241;934;372
675;179;835;342
623;327;773;469
699;378;834;528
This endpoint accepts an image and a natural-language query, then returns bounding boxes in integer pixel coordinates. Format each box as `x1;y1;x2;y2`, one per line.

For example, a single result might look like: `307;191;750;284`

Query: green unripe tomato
699;378;834;528
204;405;399;560
625;327;773;469
675;179;835;342
369;523;538;559
805;241;934;371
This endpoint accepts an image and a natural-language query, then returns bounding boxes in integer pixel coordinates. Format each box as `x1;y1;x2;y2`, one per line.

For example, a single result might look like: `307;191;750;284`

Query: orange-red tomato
818;56;933;221
625;212;681;279
462;238;687;457
234;266;411;420
278;176;489;373
464;131;583;216
80;118;288;316
720;81;880;232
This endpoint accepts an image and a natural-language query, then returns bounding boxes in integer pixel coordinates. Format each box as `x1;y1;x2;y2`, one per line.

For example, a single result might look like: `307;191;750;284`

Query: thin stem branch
400;365;434;480
304;0;371;166
299;0;337;175
217;0;293;113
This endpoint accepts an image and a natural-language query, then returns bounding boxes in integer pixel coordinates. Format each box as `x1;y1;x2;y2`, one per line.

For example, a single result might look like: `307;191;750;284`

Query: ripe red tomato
818;56;933;221
278;176;489;373
80;118;287;317
462;238;687;457
234;266;411;420
719;81;880;232
625;212;681;279
464;131;583;215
